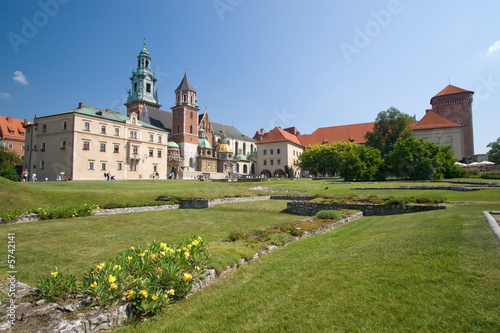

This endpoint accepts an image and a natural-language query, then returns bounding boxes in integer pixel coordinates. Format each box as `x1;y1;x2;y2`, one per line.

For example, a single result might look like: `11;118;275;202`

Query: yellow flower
90;281;97;288
127;256;133;261
139;252;145;257
50;271;58;278
151;295;158;301
129;246;135;250
150;254;156;260
197;236;203;242
144;249;148;253
183;273;193;281
176;248;181;253
113;264;122;271
126;289;134;300
184;251;190;259
187;244;192;250
191;239;199;246
163;294;169;300
167;289;175;295
108;275;117;283
96;262;106;270
140;290;148;298
160;242;167;249
109;283;117;290
160;251;166;256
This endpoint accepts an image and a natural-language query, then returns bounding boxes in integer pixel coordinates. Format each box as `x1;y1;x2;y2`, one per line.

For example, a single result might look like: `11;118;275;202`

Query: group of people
21;169;36;182
103;172;115;181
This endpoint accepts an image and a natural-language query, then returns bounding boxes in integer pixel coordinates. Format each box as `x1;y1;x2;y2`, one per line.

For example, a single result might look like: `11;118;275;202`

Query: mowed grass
119;203;500;333
0;177;499;331
0;200;297;285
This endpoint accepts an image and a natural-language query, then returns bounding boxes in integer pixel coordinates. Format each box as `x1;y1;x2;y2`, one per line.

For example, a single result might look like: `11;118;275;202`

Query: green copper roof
234;153;247;161
40;106;168;132
139;47;149;56
168;141;179;148
198;138;213;149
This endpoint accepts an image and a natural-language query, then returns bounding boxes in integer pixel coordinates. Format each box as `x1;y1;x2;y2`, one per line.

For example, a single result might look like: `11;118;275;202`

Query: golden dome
216;143;233;153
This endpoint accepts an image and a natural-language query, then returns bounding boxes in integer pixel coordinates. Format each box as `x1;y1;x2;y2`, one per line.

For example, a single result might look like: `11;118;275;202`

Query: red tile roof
0;116;26;141
411;110;463;130
433;84;473;98
298;122;375;147
257;127;303;147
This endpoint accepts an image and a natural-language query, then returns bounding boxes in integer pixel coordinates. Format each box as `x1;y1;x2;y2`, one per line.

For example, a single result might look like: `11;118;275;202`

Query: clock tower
125;39;161;121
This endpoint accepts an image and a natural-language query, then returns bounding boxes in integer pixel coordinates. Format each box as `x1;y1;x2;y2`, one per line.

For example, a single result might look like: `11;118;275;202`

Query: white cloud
485;40;500;57
0;92;12;100
13;71;29;85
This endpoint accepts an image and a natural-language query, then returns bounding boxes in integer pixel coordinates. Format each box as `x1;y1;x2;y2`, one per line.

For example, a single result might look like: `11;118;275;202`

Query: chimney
35;114;38;119
425;109;431;114
106;109;111;113
78;102;84;109
7;116;12;122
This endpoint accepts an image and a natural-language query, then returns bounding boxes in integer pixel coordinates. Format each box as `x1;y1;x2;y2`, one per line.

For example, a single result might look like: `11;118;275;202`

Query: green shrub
279;224;304;237
415;196;445;204
0;209;22;222
36;270;78;302
316;210;344;220
33;204;100;220
228;228;245;242
481;173;500;179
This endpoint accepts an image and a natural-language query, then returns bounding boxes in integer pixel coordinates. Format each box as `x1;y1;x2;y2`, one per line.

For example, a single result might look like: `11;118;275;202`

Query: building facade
23;103;169;180
0;116;27;158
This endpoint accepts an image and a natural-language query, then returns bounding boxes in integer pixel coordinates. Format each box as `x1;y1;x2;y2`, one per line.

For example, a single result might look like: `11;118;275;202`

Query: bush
0;209;22;223
33;204;100;220
481;173;500;179
228;228;245;241
316;210;344;220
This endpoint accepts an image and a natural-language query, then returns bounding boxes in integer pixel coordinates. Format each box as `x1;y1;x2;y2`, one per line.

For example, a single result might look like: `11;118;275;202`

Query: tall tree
487;137;500;164
365;107;413;157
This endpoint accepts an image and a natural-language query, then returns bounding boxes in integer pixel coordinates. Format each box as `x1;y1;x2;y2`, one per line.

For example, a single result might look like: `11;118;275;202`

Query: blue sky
0;0;499;154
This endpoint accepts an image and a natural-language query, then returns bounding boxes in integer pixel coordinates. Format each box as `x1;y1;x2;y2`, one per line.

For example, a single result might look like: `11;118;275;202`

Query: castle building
23;103;169;180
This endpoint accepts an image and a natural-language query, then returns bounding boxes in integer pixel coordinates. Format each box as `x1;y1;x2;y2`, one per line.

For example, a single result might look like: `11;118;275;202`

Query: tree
365;107;413;157
385;137;462;180
0;146;22;181
487;137;500;165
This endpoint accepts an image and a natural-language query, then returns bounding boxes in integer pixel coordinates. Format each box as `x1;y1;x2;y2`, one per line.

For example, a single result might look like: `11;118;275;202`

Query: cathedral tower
430;84;474;157
125;40;161;121
171;72;199;170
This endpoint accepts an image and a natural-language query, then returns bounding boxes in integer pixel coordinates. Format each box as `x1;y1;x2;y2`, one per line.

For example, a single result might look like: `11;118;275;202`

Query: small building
0;116;27;158
256;127;304;178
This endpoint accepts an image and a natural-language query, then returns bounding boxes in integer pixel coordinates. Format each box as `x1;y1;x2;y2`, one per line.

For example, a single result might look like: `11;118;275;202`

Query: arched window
190;125;193;134
183;94;187;102
189;158;194;168
243;165;248;174
243;143;246;155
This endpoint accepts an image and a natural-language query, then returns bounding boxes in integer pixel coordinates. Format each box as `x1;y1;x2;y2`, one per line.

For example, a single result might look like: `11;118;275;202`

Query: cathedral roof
198;137;213;149
211;122;255;141
411;110;463;130
175;72;195;92
215;143;233;153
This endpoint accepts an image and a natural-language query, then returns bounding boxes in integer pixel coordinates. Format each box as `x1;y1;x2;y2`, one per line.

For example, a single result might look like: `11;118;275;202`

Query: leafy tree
0;146;22;181
365;107;413;157
386;137;462;180
487;137;500;164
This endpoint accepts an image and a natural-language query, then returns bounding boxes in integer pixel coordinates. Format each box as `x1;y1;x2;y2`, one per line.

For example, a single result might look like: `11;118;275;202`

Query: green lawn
1;177;499;331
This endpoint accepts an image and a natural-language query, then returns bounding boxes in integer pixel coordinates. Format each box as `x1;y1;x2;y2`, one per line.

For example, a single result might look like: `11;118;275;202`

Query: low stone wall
208;196;270;207
270;195;316;201
287;201;446;216
94;204;179;215
179;196;271;209
351;186;479;191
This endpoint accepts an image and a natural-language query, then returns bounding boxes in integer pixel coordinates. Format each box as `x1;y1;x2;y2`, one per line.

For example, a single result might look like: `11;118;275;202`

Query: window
101;125;107;134
191;96;194;104
270;149;274;155
89;161;95;170
129;131;137;139
114;128;119;136
21;145;25;151
149;149;154;157
190;125;193;134
113;145;119;153
61;141;67;149
100;143;106;152
129;164;136;171
101;162;107;171
157;150;162;158
83;141;90;150
277;159;281;165
132;146;138;154
62;121;67;130
41;142;46;151
158;135;162;143
20;132;24;136
149;134;154;142
183;94;187;102
146;83;151;93
263;150;267;155
42;124;47;133
117;162;122;170
277;148;281;154
8;144;13;149
84;122;90;131
190;112;193;119
270;160;274;165
263;160;267;166
134;82;137;92
40;161;44;169
9;130;14;135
